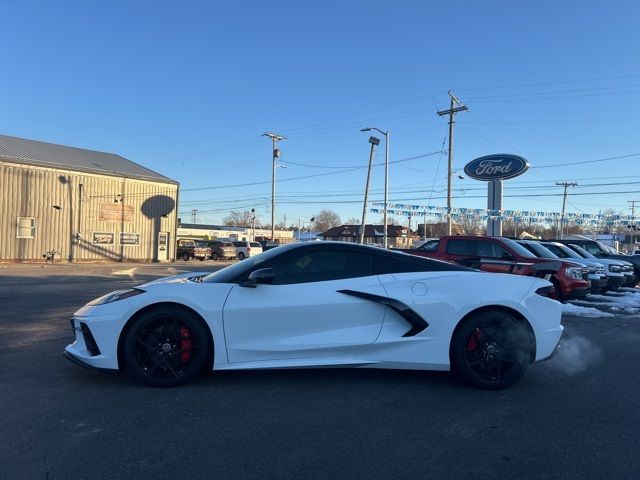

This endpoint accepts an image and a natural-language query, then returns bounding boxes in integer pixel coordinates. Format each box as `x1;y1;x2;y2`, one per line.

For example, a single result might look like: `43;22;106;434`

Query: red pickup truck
398;235;590;302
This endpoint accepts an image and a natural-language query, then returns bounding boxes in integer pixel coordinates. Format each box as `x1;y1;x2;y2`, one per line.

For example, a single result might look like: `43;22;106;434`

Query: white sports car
64;242;563;389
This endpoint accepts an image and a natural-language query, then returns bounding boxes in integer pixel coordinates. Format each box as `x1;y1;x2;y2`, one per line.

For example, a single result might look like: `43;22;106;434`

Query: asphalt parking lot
1;263;639;479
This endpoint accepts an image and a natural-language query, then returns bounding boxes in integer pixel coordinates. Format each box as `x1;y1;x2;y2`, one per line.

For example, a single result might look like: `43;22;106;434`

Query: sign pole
487;180;503;237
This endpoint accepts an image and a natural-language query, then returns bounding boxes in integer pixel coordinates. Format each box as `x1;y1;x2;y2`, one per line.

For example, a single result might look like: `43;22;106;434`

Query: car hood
141;272;211;286
603;253;640;266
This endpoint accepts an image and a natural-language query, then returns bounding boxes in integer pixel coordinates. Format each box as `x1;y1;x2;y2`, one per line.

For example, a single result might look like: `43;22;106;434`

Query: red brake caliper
467;328;482;351
180;326;192;363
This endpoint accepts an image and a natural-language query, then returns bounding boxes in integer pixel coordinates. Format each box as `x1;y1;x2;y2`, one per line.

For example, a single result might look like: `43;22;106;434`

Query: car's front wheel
181;251;190;261
238;252;245;260
123;306;210;387
451;310;533;389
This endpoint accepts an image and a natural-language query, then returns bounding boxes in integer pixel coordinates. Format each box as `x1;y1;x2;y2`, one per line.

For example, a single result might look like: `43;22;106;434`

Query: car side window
420;240;440;251
477;240;510;258
270;250;372;285
446;239;474;256
584;244;601;255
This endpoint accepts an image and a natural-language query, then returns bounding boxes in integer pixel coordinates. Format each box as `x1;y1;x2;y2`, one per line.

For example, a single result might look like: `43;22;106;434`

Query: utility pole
556;181;578;239
423;209;427;241
437;91;468;235
360;136;381;244
628;200;639;247
191;209;198;224
263;132;286;242
251;208;256;242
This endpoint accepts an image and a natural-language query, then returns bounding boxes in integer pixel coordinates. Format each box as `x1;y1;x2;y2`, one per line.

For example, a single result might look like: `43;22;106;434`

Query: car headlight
87;288;145;306
566;267;583;279
609;265;622;273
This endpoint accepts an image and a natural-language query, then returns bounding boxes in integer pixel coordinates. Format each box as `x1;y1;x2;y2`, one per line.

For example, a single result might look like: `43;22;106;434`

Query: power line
180;151;443;192
532;153;640;169
459;116;640;126
453;73;640;93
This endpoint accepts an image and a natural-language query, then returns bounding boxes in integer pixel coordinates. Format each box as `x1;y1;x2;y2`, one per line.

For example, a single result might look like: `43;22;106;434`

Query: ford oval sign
464;154;529;181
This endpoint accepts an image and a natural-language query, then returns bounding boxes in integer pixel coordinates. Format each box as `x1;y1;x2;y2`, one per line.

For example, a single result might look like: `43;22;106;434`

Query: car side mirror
239;268;275;288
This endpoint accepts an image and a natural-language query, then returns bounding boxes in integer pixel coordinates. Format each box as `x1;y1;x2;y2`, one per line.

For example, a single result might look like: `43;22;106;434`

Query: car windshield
524;242;558;258
250;242;262;248
500;238;537;258
544;243;582;259
202;245;292;283
570;244;597;259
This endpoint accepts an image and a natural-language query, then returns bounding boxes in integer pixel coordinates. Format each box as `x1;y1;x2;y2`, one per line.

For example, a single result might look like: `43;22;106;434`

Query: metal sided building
0;134;179;262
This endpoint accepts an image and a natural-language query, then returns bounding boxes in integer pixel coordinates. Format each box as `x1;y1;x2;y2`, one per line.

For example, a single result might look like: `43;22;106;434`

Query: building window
17;217;36;239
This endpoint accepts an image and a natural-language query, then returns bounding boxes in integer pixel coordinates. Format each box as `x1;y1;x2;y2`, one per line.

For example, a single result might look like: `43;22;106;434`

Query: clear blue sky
2;1;640;227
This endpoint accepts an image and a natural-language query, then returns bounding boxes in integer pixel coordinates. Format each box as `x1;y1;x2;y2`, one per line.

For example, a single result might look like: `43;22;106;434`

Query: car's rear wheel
451;310;533;389
181;251;190;261
238;252;245;260
211;252;219;261
123;306;210;387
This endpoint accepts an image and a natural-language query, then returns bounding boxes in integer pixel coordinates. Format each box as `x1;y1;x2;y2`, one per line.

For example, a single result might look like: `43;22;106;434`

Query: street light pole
360;136;380;244
361;127;389;248
263;132;286;242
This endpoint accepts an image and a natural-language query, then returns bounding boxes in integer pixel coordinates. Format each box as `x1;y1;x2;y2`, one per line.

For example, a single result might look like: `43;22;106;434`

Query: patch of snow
561;303;614;317
570;300;614;307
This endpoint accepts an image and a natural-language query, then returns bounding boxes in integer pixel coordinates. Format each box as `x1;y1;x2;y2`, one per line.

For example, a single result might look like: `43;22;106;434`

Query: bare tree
313;209;342;232
378;216;400;225
456;215;484;235
345;217;360;225
223;210;255;227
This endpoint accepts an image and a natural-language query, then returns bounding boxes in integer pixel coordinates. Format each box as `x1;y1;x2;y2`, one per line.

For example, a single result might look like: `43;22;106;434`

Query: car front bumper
565;286;589;300
64;312;126;371
588;277;608;293
607;275;625;290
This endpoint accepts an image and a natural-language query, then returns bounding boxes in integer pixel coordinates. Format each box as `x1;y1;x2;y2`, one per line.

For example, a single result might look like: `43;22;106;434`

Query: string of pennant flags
370;203;637;227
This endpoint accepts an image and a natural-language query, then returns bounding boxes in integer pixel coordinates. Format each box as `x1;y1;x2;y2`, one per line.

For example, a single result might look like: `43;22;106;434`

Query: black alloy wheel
123;306;210;387
451;310;533;389
238;252;245;260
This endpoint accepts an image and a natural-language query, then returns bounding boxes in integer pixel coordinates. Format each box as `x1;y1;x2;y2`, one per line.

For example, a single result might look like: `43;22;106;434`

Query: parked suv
401;235;590;302
564;243;633;290
192;241;212;261
232;241;263;260
176;238;197;261
516;240;607;294
552;237;639;287
199;240;237;260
